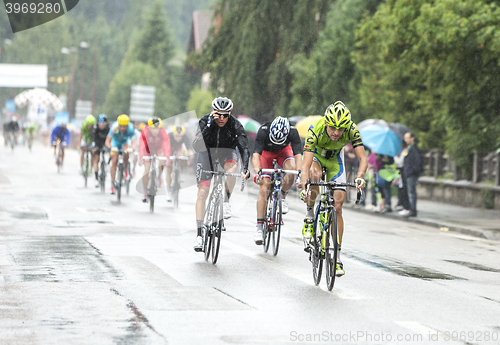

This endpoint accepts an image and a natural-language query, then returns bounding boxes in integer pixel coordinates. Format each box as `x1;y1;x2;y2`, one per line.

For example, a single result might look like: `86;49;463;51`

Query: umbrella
288;115;306;126
358;119;390;130
295;115;322;138
360;124;402;157
15;88;63;111
389;123;412;139
237;115;261;139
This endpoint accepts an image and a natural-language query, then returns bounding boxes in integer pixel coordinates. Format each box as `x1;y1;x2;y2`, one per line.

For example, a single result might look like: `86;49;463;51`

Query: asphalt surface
1;142;500;345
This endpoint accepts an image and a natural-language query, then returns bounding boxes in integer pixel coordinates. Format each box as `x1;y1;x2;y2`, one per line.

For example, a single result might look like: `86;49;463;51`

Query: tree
354;0;500;167
201;0;330;122
186;87;213;118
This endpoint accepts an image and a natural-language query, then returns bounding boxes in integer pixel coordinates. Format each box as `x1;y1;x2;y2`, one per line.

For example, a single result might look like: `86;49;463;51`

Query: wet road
1;142;500;345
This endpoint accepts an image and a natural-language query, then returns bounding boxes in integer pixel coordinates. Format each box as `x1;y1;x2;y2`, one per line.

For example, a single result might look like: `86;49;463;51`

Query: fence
421;149;500;186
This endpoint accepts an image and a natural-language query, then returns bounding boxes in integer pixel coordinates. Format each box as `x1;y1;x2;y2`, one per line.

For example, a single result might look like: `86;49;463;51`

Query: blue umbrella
360;124;402;157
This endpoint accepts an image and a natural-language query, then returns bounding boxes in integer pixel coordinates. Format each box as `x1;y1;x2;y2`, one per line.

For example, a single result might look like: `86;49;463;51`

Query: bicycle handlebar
305;179;363;205
200;169;247;191
259;168;300;175
142;156;168;160
169;156;189;160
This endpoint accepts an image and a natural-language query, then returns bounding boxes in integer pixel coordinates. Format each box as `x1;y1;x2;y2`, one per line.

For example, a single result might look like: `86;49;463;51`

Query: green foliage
187;87;213;118
103;61;160;118
201;0;329;122
354;0;500;165
289;0;383;120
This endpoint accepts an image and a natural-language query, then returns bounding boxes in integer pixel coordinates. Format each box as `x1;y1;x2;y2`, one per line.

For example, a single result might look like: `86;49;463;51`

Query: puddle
10;212;47;220
345;250;464;280
445;260;500;273
66;220;113;224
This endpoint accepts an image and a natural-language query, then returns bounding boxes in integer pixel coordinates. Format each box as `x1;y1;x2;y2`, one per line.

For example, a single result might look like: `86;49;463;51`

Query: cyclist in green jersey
300;101;368;277
78;115;96;175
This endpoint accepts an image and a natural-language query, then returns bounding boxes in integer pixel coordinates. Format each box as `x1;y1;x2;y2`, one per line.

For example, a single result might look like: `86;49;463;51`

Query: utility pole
91;48;97;115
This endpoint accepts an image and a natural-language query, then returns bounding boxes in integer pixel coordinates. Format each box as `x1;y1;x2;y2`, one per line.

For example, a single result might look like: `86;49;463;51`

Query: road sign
130;85;155;122
75;100;91;120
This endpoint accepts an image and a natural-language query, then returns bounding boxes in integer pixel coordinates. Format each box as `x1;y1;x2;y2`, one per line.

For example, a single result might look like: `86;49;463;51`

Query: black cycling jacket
93;125;110;148
193;114;250;170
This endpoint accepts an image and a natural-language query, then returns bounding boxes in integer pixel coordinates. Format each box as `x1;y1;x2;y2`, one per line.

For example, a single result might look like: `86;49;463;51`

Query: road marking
222;239;364;299
395;321;449;341
15;206;30;212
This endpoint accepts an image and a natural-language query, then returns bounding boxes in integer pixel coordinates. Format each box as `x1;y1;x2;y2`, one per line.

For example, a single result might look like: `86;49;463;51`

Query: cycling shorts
260;144;294;179
312;148;346;191
197;148;238;186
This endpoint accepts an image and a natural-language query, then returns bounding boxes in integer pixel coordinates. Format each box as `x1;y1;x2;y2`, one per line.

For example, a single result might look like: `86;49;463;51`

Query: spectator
394;141;410;212
375;154;395;213
403;132;423;217
367;150;382;210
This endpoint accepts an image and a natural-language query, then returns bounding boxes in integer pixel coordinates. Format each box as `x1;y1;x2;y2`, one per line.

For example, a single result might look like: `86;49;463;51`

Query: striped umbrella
15;88;63;111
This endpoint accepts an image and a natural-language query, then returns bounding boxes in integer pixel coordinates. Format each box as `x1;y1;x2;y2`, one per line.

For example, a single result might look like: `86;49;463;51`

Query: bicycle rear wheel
172;171;180;208
312;203;324;286
84;152;89;188
325;209;338;291
204;197;215;261
211;200;223;264
272;193;282;256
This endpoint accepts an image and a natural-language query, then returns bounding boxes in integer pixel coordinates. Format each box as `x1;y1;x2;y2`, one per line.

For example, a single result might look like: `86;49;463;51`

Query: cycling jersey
26;123;38;136
51;126;71;146
93;125;109;148
254;122;302;155
193;114;250;171
304;117;363;183
168;132;192;151
139;126;171;159
6;121;19;133
80;120;94;143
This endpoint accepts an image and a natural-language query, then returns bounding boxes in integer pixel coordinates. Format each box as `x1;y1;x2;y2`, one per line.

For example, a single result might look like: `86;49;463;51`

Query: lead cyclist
300;101;368;277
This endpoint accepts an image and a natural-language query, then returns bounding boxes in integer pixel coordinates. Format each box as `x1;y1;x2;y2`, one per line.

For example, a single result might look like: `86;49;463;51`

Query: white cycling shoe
223;202;232;219
193;236;203;252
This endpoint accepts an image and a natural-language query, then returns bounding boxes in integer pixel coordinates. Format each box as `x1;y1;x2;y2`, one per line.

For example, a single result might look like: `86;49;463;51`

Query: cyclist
6;116;20;145
192;97;250;251
91;114;110;187
51;121;71;165
26;121;38;142
105;114;135;194
138;117;171;202
166;125;194;201
252;116;303;245
300;101;367;277
131;123;146;177
78;115;96;175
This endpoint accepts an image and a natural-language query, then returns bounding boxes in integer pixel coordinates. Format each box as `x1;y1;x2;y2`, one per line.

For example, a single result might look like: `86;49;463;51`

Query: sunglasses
215;112;230;118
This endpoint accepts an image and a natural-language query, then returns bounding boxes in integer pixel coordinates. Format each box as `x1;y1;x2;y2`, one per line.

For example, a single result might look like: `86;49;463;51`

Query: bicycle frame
142;154;167;212
169;153;189;208
258;161;300;256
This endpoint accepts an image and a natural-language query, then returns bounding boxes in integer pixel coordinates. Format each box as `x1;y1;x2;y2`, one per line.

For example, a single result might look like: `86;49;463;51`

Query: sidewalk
345;195;500;241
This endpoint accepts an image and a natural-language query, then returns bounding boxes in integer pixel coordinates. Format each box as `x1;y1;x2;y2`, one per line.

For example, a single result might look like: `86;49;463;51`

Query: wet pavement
0;142;499;344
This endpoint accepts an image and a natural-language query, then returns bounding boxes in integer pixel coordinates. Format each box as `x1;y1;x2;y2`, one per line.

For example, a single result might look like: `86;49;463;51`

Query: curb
343;203;499;241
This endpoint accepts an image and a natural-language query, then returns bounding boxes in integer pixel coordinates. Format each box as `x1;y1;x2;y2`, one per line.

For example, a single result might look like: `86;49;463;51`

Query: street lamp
61;46;77;119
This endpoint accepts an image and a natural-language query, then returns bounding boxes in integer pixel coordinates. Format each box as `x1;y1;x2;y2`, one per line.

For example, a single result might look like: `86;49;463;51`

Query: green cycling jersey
80;120;94;143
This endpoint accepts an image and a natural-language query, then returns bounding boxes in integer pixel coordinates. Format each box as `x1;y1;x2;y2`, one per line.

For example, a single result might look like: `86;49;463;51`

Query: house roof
188;11;213;53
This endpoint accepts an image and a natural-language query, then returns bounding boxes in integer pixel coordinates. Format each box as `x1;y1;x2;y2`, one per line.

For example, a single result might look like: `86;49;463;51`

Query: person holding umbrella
300;101;367;277
403;132;423;217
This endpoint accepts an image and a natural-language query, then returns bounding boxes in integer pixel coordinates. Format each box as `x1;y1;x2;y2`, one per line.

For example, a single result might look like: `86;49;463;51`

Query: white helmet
269;116;290;145
211;97;233;112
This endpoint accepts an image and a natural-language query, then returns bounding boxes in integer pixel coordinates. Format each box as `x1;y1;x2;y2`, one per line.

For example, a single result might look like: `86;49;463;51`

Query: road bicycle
9;132;15;152
169;152;189;208
27;131;34;152
197;159;246;264
114;150;130;203
257;159;300;256
142;153;167;213
304;169;362;291
54;139;65;174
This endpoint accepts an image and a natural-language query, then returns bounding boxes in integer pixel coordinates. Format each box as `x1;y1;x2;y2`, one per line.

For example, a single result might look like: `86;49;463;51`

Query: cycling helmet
269;116;290;145
139;122;146;131
98;114;108;123
59;121;67;128
148;117;162;128
11;117;17;122
117;114;130;126
324;101;351;128
211;97;233;112
173;125;185;135
85;115;96;125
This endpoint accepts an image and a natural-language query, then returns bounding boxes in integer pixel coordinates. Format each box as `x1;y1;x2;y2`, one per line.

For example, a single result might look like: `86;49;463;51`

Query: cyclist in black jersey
166;125;194;201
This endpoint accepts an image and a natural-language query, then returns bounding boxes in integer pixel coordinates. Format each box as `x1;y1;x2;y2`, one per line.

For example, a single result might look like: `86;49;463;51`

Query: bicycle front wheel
272;193;282;256
148;169;156;213
117;163;123;203
211;202;222;264
100;160;106;193
312;203;324;286
325;209;338;291
263;193;273;253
